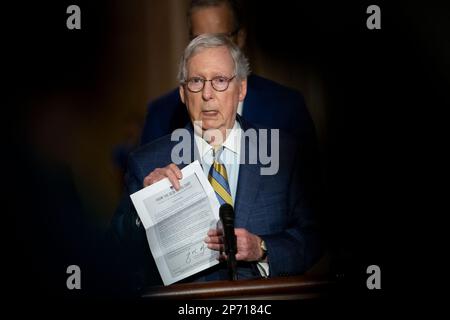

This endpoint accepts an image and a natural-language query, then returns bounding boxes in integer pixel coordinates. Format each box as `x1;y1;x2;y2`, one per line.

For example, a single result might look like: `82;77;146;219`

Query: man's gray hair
177;33;250;83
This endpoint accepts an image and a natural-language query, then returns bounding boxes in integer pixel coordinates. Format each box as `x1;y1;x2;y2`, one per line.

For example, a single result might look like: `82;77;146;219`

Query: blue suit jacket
110;116;322;292
140;74;317;146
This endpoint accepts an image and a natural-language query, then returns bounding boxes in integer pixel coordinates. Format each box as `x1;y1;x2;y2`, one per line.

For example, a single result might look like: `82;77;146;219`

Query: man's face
190;4;245;48
179;46;247;141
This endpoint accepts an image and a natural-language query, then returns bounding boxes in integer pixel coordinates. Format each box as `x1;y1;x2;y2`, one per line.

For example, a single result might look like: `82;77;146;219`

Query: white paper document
130;160;220;286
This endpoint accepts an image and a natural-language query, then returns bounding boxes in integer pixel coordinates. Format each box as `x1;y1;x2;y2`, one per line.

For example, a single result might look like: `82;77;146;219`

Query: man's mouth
202;110;219;117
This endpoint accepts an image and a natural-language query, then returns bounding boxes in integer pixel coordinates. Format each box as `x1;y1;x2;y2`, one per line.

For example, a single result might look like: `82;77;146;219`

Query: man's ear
238;78;247;102
179;85;186;105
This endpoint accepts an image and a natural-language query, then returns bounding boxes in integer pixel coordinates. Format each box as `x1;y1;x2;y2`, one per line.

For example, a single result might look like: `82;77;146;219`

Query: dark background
6;0;448;310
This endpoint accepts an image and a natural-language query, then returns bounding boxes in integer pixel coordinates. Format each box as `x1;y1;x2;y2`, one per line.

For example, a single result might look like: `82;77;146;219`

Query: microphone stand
227;249;237;281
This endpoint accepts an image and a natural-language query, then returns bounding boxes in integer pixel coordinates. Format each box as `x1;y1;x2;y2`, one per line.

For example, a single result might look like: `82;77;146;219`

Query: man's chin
199;119;221;131
200;123;226;145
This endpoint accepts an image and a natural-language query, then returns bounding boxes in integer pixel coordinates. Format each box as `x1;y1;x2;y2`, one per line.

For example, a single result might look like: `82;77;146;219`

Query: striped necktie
208;148;233;206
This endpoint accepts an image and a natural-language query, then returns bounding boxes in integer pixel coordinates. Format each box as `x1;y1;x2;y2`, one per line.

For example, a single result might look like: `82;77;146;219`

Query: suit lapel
234;115;262;228
173;122;198;170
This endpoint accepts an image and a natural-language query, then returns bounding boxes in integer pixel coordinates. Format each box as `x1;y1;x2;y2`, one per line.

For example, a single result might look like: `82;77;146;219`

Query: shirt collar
194;120;241;158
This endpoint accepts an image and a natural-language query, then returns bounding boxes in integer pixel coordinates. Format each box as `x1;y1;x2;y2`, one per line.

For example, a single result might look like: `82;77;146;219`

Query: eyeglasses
184;75;236;93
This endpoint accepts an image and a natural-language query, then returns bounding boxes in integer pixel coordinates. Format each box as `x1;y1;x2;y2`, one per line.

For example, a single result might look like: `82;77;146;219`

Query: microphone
219;203;237;280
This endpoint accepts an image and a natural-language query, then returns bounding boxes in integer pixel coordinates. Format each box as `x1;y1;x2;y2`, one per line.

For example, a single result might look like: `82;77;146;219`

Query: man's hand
143;163;183;190
205;228;265;262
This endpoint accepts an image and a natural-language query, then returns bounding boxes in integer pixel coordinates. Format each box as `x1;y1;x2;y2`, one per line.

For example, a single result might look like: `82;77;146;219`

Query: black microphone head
219;203;234;223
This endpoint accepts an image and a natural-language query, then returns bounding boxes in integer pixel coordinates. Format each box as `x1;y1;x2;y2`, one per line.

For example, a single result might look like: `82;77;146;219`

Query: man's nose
202;81;214;100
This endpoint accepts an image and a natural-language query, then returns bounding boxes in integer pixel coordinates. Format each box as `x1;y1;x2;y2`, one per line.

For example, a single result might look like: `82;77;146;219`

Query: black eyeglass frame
183;75;237;93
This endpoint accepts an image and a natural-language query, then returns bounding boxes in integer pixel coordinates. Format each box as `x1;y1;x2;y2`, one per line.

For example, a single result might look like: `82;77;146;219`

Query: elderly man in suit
110;34;322;291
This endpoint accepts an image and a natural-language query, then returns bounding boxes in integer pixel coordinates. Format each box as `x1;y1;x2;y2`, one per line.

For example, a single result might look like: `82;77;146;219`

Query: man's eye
215;77;227;83
190;78;203;84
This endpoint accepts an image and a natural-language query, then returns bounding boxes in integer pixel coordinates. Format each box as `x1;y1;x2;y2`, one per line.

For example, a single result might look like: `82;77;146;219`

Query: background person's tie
208;148;233;206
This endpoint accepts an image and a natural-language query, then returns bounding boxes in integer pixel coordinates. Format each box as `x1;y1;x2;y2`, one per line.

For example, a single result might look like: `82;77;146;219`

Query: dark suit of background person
110;115;322;292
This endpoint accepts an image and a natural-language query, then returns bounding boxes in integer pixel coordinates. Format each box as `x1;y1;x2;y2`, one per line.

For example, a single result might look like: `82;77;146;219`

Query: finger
205;235;223;244
143;174;154;187
207;229;223;237
143;171;163;187
165;169;180;190
235;252;245;261
144;171;159;187
234;228;247;236
169;163;183;179
207;243;223;251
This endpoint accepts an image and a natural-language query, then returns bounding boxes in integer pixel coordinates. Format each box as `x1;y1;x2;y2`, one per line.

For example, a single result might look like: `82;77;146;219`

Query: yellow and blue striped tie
208;152;233;206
